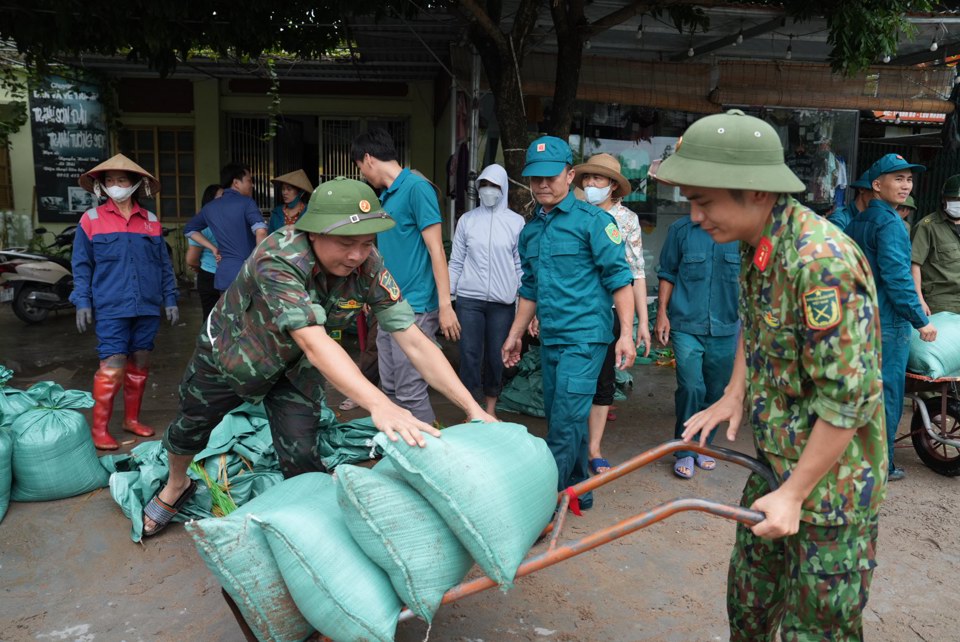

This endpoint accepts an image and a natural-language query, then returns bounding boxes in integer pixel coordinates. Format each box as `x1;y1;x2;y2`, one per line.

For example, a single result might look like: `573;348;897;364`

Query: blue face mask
584;185;612;206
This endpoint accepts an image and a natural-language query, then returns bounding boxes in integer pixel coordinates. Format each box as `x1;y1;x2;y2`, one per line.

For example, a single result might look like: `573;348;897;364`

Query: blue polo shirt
518;192;633;345
183;188;267;291
657;217;740;337
846;199;929;331
377;169;443;313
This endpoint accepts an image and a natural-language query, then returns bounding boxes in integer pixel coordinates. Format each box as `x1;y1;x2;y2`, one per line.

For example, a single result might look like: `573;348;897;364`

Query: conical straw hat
271;169;314;194
78;153;161;195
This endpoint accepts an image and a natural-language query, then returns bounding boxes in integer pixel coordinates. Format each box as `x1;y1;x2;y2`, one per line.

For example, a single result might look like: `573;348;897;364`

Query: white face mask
478;186;501;208
584;184;612;206
945;201;960;219
105;181;141;203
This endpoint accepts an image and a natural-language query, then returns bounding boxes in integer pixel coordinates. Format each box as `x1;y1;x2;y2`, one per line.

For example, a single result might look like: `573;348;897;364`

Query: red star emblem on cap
358;199;371;213
537;143;545;152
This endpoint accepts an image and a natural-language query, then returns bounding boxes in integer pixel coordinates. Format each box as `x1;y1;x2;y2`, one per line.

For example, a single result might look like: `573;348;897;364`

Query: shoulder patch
378;270;401;301
605;222;622;244
802;286;841;331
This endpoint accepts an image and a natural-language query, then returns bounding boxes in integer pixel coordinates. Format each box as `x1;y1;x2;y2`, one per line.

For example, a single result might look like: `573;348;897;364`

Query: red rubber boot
122;364;155;437
91;366;123;450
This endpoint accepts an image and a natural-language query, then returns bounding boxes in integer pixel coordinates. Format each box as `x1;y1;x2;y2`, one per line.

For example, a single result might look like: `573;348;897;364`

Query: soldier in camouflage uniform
141;177;494;537
655;110;887;641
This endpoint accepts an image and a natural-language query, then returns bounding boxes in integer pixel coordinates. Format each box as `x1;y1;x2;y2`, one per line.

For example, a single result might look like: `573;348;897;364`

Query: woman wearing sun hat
268;169;314;233
572;153;651;475
71;153;179;450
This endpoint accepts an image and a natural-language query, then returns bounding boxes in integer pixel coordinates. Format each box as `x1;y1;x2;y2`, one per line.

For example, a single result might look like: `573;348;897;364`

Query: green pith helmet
902;195;916;210
653;109;805;193
294;177;395;235
942;174;960;198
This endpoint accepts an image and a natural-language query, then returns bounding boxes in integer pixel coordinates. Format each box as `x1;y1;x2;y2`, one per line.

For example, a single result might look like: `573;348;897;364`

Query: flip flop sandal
696;455;717;471
589;457;612;475
338;398;360;411
142;479;198;538
673;456;695;479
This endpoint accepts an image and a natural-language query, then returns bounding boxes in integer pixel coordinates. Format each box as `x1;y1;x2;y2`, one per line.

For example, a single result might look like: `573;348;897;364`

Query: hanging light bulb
735;29;743;45
585;39;592;50
636;21;643;40
894;113;902;125
688;46;695;57
786;35;793;60
882;53;891;63
931;36;939;52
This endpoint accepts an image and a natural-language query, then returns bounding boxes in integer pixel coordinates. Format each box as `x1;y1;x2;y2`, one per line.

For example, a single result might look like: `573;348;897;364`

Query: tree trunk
546;1;585;140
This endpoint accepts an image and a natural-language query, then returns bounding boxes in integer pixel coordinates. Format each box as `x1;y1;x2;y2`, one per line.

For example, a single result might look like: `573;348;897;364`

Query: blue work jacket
826;202;857;232
518;192;633;345
846;199;928;331
657;217;740;337
70;202;178;319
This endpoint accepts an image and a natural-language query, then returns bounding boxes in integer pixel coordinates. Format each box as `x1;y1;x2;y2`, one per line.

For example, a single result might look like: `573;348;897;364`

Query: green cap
294;177;395;236
654;109;805;193
942;174;960;198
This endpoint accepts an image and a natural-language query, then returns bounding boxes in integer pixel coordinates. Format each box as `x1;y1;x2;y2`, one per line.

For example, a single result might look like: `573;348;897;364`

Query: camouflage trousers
162;335;328;478
728;473;879;642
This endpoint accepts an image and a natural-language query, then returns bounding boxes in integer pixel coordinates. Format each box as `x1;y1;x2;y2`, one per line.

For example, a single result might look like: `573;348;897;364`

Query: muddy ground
0;295;957;642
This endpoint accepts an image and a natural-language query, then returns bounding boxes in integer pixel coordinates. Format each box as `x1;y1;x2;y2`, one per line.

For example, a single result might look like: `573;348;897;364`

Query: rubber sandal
674;456;695;479
142;479;198;538
338;398;359;411
589;457;612;475
696;455;716;471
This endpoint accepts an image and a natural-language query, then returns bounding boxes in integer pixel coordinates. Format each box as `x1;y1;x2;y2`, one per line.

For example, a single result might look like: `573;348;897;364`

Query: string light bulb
786;35;793;60
894;113;902;125
687;46;695;57
585;39;592;50
735;29;743;45
882;53;891;63
636;18;644;40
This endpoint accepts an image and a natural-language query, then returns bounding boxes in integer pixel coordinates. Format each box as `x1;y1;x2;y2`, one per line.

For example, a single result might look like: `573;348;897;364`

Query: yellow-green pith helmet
295;177;395;235
654;109;805;193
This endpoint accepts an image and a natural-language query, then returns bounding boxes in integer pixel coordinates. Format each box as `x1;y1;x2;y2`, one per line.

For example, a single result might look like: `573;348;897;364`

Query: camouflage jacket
206;228;414;401
740;196;887;527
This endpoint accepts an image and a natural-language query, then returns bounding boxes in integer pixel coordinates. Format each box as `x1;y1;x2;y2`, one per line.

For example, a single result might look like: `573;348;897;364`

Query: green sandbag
256;473;402;642
497;346;546;418
10;382;106;502
908;311;960;379
186;474;319;642
317;416;381;470
0;366;39;429
0;428;12;523
336;459;473;622
375;422;558;589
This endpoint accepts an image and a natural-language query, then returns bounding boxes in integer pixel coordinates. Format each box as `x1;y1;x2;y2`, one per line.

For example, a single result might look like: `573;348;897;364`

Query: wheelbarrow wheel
911;396;960;477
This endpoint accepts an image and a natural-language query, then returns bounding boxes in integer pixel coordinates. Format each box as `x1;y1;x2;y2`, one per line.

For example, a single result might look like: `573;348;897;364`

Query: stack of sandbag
0;365;41;429
0;428;12;524
9;382;107;502
909;311;960;378
188;421;559;642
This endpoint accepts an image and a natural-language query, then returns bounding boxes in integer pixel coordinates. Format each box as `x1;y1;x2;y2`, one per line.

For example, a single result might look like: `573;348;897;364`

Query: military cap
850;170;872;190
942;174;960;198
522;136;573;177
901;195;916;210
295;177;395;235
867;153;925;183
653;109;804;193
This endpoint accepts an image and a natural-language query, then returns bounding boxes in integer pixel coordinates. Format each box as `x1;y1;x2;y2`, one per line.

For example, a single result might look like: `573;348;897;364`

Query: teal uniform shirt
518;191;633;345
826;201;856;232
377;169;443;313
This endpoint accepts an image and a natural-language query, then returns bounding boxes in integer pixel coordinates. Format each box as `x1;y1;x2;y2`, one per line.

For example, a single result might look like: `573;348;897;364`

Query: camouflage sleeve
363;257;415;333
797;257;883;429
253;244;327;335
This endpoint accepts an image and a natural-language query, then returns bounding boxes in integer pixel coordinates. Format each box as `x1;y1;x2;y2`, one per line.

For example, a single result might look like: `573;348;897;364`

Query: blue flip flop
696;455;716;471
589;458;611;474
674;456;695;479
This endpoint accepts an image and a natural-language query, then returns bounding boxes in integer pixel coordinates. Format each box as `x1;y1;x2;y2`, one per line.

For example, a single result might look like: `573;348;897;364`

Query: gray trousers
377;310;438;424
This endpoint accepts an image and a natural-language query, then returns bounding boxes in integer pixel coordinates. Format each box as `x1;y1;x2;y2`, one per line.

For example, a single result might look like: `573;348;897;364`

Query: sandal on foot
674;456;695;479
142;479;198;538
338;398;359;411
696;455;716;471
589;457;612;475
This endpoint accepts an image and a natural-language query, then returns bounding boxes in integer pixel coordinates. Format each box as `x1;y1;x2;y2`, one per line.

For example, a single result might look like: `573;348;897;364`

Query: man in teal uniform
660;110;888;640
826;170;871;231
142;178;493;538
502;136;636;511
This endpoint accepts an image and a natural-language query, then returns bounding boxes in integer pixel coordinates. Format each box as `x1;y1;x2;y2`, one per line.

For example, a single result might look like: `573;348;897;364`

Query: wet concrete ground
0;293;958;641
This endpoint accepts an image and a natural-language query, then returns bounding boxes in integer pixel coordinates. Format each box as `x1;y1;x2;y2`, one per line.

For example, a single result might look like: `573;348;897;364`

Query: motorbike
0;226;76;324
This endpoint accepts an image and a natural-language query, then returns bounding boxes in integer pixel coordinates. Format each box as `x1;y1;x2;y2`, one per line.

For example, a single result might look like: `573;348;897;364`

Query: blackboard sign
29;76;109;223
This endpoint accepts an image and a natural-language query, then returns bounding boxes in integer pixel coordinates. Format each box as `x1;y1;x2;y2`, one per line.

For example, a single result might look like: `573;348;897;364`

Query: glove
165;306;179;326
76;308;92;333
